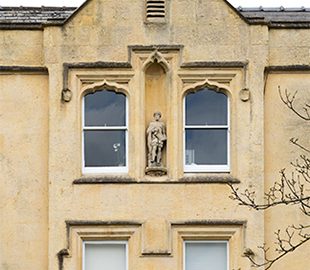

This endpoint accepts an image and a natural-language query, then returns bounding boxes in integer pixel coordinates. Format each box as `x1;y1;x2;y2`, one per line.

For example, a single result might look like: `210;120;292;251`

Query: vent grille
146;0;166;19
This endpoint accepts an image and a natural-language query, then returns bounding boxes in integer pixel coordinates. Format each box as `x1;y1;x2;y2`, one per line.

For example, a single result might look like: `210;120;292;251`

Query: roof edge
60;0;90;26
222;0;250;25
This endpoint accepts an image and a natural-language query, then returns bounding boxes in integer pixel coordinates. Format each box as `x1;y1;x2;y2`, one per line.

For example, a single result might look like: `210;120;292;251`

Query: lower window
83;241;128;270
184;241;228;270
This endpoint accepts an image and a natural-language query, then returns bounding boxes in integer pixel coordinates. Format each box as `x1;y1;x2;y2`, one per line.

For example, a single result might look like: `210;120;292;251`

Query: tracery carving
142;50;170;73
183;78;230;97
81;79;130;98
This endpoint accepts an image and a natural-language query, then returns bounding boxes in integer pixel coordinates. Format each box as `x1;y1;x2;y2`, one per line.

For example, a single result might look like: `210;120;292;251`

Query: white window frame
183;90;230;172
183;240;229;270
83;240;128;270
82;90;129;174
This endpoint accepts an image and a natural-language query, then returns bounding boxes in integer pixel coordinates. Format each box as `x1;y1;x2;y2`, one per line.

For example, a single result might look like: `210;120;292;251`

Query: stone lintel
181;61;248;68
63;61;132;91
0;65;48;73
267;64;310;72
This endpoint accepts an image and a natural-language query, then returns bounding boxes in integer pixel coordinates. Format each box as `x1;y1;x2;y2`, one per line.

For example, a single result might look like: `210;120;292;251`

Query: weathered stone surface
1;1;310;270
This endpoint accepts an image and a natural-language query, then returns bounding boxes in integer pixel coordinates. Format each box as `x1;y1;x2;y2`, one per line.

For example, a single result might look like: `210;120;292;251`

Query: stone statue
147;111;167;167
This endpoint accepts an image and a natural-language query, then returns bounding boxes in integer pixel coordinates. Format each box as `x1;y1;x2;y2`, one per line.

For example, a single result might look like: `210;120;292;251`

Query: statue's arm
147;121;154;134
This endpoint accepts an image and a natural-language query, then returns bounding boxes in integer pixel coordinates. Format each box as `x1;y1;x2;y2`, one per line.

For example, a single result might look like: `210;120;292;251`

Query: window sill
73;174;240;184
178;173;239;183
73;175;136;184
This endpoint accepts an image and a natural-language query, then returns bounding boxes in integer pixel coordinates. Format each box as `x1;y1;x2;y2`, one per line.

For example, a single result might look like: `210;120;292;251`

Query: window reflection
84;90;126;127
84;130;126;167
186;90;227;126
185;129;227;165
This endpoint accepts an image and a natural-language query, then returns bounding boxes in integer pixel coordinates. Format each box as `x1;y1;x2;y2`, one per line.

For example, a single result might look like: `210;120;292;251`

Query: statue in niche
147;111;167;167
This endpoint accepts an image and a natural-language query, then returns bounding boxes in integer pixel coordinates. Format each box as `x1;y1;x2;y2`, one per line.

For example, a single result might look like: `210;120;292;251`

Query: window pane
84;243;126;270
84;90;126;126
186;89;227;126
185;242;227;270
185;129;227;165
84;130;126;167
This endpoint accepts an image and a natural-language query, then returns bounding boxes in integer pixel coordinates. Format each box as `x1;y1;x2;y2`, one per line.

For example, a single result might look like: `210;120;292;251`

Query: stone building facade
0;0;310;269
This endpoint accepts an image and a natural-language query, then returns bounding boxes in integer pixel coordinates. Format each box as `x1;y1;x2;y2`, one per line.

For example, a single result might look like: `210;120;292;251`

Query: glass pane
84;89;126;126
84;243;126;270
185;129;227;165
84;130;126;167
186;89;228;126
185;242;227;270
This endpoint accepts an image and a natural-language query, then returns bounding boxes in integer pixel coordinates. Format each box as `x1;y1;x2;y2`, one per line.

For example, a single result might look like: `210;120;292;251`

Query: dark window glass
84;130;126;167
84;90;126;127
186;89;227;126
185;129;227;165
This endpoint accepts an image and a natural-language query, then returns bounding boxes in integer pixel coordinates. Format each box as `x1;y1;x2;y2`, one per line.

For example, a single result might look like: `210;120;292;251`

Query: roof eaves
0;22;43;30
269;21;310;28
238;6;310;12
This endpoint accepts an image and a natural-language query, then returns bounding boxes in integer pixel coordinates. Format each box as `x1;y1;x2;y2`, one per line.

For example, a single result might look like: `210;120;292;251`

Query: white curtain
185;241;228;270
84;242;127;270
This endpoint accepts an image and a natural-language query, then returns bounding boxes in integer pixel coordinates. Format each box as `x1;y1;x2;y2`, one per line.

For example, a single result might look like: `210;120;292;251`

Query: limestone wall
265;73;310;269
0;0;310;269
0;31;44;66
0;73;49;269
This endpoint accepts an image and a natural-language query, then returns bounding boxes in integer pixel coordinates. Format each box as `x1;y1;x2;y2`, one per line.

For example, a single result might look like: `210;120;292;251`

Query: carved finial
143;50;170;72
150;50;161;62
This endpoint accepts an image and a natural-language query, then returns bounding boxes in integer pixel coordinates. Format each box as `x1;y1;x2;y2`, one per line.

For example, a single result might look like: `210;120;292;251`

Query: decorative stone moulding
81;79;130;98
142;50;170;72
183;78;231;96
62;88;72;102
145;166;167;176
240;88;250;102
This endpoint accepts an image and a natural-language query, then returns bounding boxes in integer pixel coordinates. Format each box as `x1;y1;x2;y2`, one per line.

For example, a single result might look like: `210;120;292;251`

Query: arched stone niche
144;51;169;169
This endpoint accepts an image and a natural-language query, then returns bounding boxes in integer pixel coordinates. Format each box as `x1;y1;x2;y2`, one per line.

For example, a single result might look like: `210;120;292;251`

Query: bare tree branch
290;138;310;154
278;86;310;121
243;228;310;270
229;88;310;269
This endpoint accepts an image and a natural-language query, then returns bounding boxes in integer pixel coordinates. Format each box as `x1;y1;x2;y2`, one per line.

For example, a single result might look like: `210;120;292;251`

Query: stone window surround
81;81;129;174
65;45;246;181
183;82;231;173
173;221;247;270
58;219;246;270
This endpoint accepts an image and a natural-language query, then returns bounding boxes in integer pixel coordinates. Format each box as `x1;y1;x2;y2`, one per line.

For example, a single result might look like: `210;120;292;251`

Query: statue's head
153;111;162;119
